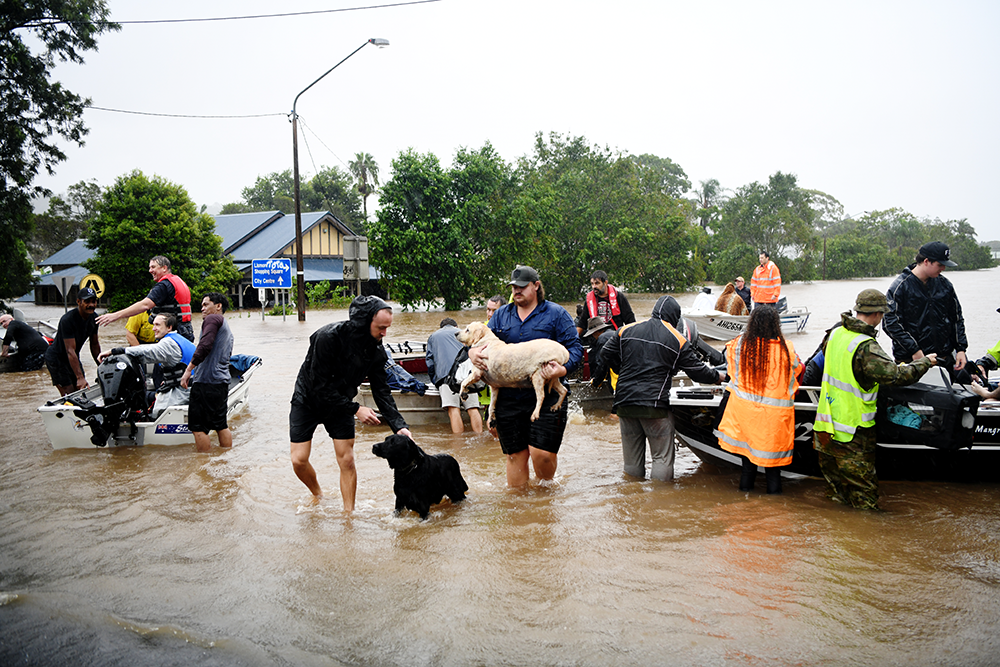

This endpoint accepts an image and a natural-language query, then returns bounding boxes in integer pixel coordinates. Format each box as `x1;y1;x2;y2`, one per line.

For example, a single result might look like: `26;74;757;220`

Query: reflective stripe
731;386;794;407
714;429;794;461
821;373;878;402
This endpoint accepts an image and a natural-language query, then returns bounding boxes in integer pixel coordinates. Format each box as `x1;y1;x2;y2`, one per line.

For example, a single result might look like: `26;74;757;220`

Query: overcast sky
35;0;1000;241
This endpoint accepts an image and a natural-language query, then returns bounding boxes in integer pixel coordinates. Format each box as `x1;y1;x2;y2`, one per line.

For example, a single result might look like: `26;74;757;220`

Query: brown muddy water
3;270;1000;666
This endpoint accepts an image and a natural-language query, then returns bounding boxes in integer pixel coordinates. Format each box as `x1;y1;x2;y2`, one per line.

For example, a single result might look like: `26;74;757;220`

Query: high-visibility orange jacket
714;335;801;467
750;261;781;304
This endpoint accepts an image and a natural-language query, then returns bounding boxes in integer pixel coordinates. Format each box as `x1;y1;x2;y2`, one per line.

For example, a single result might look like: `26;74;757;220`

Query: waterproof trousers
620;413;676;481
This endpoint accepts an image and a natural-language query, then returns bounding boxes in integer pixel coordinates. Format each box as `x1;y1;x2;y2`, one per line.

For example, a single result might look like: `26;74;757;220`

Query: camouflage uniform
813;309;934;510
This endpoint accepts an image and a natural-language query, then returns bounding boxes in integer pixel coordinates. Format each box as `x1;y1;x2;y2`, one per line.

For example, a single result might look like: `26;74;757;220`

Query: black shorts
493;386;569;455
45;346;77;387
289;400;356;443
188;382;229;433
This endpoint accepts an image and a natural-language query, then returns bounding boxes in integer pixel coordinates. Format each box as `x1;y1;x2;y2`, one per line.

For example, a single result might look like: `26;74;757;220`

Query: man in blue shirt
470;266;583;487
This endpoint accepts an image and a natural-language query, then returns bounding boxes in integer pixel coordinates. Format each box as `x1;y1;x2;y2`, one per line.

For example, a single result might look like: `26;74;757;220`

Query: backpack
446;347;486;394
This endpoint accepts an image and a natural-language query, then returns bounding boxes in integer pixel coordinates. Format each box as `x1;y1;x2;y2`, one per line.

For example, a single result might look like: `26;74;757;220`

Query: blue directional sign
251;258;292;288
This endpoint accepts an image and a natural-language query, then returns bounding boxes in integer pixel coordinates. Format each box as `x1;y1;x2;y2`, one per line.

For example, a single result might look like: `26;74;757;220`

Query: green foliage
30;179;103;261
710;243;758;285
369;149;472;310
0;1;119;308
692;178;726;231
305;280;353;308
225;168;362;231
348;152;380;230
267;304;295;316
717;172;817;258
86;170;241;310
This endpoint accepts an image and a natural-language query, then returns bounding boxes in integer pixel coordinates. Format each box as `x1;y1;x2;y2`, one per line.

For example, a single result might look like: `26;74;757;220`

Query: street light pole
290;38;389;321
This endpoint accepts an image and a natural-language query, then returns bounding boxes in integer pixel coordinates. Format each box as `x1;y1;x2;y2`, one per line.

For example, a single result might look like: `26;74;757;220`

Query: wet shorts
44;346;77;387
188;382;229;433
289;400;356;442
438;382;480;410
493;386;568;456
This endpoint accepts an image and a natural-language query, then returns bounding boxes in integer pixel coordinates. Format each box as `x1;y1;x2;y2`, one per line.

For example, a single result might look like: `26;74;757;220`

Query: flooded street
3;270;1000;666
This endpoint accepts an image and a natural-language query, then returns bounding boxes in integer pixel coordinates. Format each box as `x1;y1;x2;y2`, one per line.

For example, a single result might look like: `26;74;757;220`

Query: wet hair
440;317;457;328
739;305;790;395
151;255;171;269
536;280;546;303
204;292;229;313
591;270;608;282
759;251;770;259
487;294;504;307
155;313;178;330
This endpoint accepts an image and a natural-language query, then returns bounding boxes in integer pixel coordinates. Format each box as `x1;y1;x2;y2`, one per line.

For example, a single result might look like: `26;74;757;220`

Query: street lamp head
369;38;390;48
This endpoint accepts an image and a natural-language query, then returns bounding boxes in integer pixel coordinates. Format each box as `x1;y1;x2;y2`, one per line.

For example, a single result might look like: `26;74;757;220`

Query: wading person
426;317;483;434
96;255;195;342
45;287;101;396
814;289;937;510
289;296;412;512
1;314;49;371
883;241;968;382
575;270;635;335
599;296;723;481
181;293;235;453
469;266;583;487
750;251;781;308
714;305;801;494
98;313;195;418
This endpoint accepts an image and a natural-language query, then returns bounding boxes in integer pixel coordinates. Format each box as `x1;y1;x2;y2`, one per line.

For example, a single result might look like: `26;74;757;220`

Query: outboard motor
82;354;150;446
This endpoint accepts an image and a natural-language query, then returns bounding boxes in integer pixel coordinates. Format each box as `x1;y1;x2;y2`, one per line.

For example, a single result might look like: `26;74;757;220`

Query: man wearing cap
45;287;102;396
96;255;195;342
813;289;937;510
1;314;49;371
575;270;635;336
883;241;968;380
733;276;751;310
288;296;412;512
469;265;583;487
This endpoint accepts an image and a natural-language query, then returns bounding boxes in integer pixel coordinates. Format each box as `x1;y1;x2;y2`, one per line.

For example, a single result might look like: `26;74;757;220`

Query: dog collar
399;460;419;476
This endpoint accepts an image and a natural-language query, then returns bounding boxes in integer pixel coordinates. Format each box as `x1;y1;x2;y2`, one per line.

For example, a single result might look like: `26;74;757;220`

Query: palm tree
693;178;725;230
348;152;380;225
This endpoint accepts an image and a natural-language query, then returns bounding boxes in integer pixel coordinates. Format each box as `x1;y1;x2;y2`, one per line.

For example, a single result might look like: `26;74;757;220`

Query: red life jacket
153;273;192;322
586;285;622;329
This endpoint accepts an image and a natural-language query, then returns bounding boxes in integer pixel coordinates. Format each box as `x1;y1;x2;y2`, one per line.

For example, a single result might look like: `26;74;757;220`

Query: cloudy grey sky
36;0;1000;240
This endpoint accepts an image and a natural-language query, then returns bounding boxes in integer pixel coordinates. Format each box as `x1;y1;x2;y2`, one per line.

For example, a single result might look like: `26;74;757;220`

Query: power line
24;0;441;27
87;105;284;119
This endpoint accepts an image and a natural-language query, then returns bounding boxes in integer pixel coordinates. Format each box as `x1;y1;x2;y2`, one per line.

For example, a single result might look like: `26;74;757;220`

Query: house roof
212;210;284;254
38;239;94;267
226;211;355;262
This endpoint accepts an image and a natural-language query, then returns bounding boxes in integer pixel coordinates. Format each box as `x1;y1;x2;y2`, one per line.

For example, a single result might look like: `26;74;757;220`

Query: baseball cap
77;287;98;300
508;265;540;287
919;241;958;267
854;288;888;313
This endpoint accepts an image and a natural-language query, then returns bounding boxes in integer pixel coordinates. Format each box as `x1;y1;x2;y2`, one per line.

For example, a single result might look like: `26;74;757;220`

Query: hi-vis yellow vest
814;327;878;442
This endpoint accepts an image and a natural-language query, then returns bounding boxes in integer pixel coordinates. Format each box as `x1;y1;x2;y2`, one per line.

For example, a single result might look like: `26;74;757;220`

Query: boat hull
684;307;810;341
671;373;1000;482
38;360;261;449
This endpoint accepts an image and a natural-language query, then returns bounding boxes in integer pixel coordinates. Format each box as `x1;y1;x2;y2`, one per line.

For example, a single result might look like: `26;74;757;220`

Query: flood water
3;270;1000;666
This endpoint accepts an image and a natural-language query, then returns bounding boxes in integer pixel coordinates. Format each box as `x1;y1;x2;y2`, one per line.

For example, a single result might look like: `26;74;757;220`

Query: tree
715;172;817;281
30;179;102;261
632;154;691;198
692;178;726;231
86;170;241;310
348;152;380;226
0;1;119;308
221;168;361;229
368;149;471;310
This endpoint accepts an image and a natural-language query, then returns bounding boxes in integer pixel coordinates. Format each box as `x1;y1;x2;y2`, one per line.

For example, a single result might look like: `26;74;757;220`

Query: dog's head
456;321;491;346
372;434;424;470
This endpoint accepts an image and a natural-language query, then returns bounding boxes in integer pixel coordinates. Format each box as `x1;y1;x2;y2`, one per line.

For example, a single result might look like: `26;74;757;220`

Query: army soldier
813;289;937;510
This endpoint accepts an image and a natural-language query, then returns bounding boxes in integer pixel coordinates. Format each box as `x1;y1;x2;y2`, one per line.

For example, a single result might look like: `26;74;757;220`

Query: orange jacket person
714;304;801;494
750;251;781;306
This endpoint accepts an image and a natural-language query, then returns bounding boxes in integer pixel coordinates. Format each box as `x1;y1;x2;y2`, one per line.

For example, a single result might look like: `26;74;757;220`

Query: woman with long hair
714;305;802;494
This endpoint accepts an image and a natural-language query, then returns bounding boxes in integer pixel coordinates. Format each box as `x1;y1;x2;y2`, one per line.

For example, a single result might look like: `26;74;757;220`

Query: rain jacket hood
651;296;681;326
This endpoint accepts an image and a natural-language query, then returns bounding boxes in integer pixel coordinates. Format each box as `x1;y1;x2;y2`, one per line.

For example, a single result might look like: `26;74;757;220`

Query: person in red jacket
96;255;195;342
575;270;635;335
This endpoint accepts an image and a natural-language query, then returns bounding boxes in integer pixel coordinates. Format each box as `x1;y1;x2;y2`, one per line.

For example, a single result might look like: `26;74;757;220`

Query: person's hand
356;406;381;425
717;370;726;384
468;344;489;372
95;312;119;327
955;351;968;371
540;361;566;381
75;377;88;390
912;349;925;361
397;427;413;439
180;368;192;389
97;351;111;363
925;353;938;366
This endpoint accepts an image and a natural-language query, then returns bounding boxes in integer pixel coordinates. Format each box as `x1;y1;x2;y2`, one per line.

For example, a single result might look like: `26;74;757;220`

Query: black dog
372;434;468;520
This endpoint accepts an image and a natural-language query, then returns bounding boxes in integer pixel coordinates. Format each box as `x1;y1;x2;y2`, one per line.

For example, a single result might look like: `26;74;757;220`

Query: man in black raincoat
289;296;411;512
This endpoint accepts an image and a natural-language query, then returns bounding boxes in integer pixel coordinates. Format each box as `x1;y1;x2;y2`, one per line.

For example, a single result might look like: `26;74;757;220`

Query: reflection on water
3;270;1000;665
